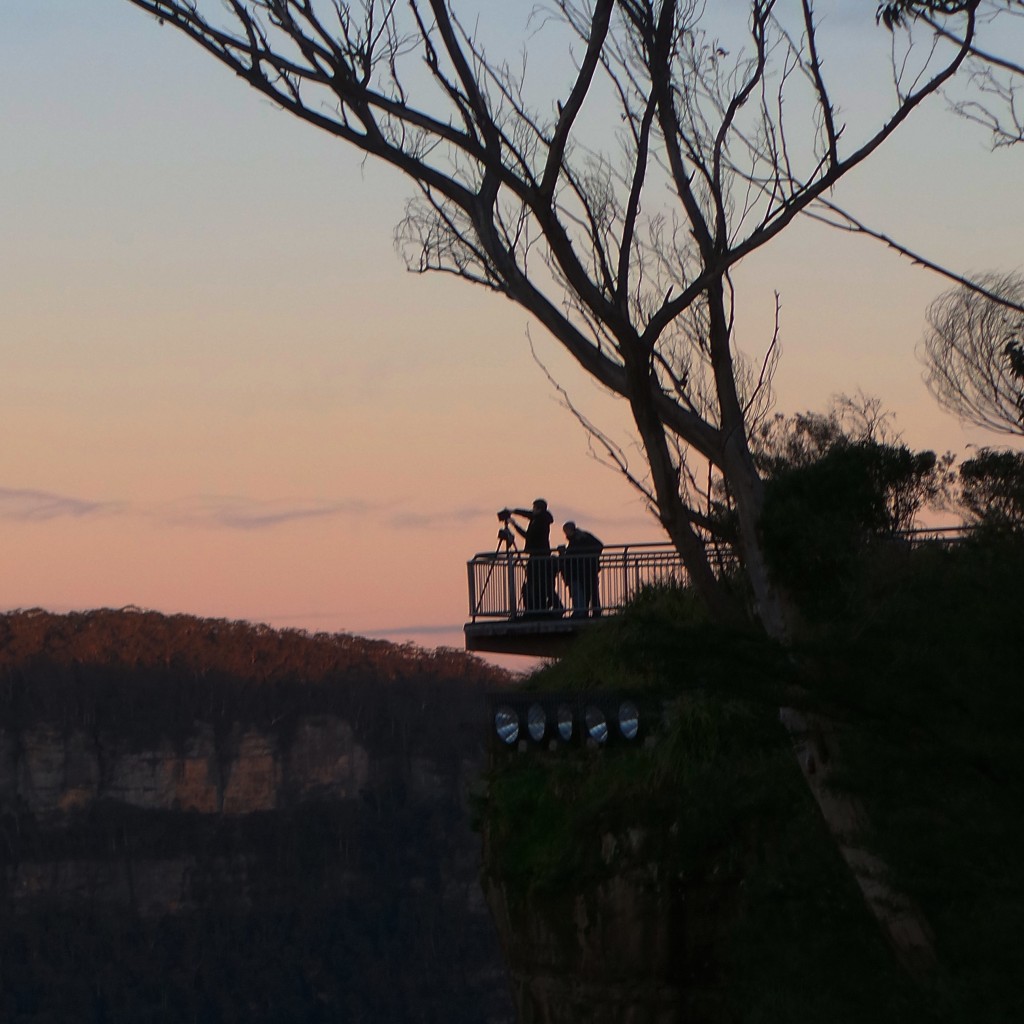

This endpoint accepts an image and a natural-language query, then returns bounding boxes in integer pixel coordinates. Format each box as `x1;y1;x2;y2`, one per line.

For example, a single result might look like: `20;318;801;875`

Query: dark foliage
0;607;504;689
957;447;1024;530
0;608;507;755
759;441;945;614
482;589;927;1022
483;531;1024;1021
1006;338;1024;382
876;1;975;30
800;535;1024;1022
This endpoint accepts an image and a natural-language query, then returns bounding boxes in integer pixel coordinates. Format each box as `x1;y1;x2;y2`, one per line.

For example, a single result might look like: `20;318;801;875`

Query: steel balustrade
467;542;696;622
466;527;972;624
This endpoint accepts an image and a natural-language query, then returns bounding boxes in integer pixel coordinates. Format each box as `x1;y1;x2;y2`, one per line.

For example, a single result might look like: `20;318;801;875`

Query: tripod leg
478;534;518;617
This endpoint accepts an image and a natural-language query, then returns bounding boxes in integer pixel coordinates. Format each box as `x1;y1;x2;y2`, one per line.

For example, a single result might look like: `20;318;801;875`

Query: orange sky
2;3;1021;663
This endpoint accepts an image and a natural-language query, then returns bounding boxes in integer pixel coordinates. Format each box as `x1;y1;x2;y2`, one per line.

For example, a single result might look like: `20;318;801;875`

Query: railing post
468;560;477;621
621;546;630;610
505;548;517;619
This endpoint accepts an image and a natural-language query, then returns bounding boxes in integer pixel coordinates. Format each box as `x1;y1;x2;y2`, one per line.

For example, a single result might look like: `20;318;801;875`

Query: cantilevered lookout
464;542;694;658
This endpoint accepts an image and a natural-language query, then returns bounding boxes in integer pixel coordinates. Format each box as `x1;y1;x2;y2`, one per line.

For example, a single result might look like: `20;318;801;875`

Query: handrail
467;542;695;622
466;528;974;623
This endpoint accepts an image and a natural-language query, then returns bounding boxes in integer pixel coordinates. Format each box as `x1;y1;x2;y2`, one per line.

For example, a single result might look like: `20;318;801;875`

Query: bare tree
120;0;1002;639
879;0;1024;146
922;271;1024;437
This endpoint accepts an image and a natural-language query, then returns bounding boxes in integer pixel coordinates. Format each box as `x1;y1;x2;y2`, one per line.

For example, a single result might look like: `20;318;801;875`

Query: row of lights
493;700;641;746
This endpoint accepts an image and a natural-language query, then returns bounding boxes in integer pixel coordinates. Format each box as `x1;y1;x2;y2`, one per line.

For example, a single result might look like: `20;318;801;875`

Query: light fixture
495;706;519;744
556;704;574;742
618;700;639;740
584;705;608;744
527;703;546;742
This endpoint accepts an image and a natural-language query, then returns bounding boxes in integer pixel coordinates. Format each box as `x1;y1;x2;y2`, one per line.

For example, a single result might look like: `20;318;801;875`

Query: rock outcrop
0;608;515;1024
2;718;372;825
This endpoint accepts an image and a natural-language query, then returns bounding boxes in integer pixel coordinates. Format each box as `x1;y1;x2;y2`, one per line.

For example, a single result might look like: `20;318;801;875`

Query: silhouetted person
505;499;559;613
559;521;603;618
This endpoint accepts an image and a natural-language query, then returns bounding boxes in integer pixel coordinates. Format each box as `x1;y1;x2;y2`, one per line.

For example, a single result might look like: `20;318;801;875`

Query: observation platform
464;542;694;657
464;527;969;658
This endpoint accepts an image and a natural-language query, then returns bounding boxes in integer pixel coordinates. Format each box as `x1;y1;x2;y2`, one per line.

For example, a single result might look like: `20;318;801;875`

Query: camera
497;508;512;522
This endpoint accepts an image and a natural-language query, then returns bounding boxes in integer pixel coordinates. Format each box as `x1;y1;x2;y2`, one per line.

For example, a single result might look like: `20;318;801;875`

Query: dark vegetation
0;610;514;1024
0;607;506;756
957;448;1024;529
481;449;1024;1020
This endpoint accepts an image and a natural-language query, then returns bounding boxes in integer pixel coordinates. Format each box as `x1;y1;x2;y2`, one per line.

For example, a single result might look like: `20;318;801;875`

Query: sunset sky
3;2;1022;660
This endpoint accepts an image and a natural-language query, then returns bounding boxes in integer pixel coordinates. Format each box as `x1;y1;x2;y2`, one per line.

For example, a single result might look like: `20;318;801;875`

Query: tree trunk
695;277;790;639
721;438;791;640
622;350;736;622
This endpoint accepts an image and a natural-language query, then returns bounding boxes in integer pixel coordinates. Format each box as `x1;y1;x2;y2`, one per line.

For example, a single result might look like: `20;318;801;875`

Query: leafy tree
921;271;1024;437
760;442;948;609
957;447;1024;528
755;398;953;610
752;393;902;477
120;0;1015;638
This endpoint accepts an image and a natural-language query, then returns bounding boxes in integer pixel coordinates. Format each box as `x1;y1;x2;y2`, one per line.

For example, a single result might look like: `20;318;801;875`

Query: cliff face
0;609;515;1024
4;717;371;822
2;717;375;913
482;842;688;1024
480;807;747;1024
473;691;846;1024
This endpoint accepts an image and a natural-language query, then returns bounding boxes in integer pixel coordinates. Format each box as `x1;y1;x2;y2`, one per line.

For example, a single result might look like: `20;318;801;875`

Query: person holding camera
498;499;559;614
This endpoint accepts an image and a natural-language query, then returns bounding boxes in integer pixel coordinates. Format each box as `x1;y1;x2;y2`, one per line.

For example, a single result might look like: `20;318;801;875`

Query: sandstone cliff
0;608;515;1024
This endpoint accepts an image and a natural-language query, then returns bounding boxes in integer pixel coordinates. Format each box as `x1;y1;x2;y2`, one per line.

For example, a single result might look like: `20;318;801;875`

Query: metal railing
466;526;975;623
896;525;973;546
467;542;694;622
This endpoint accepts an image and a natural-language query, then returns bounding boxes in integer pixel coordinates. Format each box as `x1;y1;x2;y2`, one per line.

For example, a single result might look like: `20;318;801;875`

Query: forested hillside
0;609;514;1024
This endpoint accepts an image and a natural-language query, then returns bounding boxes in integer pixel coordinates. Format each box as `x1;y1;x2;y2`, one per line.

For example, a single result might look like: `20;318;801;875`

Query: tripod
477;523;519;617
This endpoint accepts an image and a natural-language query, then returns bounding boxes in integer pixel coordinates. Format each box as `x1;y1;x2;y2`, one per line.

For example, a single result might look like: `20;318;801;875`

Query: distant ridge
0;607;512;750
0;606;508;683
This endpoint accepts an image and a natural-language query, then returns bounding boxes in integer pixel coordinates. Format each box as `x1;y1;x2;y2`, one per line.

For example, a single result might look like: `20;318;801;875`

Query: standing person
559;521;604;618
503;499;558;613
